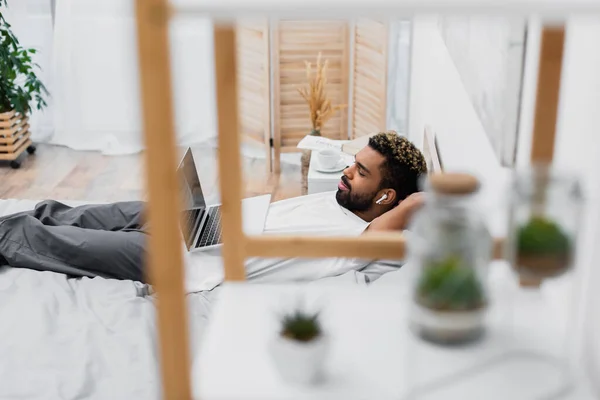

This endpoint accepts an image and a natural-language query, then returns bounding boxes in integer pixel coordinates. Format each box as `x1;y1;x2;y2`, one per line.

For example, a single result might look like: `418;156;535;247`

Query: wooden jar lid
428;173;480;195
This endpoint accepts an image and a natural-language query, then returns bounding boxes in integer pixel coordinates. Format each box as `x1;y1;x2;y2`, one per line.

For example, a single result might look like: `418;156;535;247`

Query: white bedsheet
0;199;219;400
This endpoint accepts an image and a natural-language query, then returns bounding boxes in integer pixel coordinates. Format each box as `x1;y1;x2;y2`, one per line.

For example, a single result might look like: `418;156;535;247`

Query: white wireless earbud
376;194;388;204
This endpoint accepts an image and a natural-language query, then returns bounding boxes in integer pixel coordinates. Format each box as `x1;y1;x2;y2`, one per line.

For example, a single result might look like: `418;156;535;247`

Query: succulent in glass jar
408;173;491;345
409;173;491;345
510;165;583;285
416;255;486;312
412;255;487;345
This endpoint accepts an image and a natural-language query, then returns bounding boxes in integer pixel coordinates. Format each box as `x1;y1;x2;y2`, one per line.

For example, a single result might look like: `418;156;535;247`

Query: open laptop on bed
177;147;271;252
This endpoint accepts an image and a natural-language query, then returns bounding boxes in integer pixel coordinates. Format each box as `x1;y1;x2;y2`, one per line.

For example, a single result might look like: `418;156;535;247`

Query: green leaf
0;7;49;113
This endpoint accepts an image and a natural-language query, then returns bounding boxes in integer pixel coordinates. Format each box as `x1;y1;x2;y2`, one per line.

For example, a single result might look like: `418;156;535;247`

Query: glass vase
407;173;493;346
507;164;584;286
496;165;586;398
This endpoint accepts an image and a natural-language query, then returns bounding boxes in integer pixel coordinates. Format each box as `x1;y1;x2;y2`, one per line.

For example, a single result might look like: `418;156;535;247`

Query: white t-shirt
260;190;369;236
183;191;376;292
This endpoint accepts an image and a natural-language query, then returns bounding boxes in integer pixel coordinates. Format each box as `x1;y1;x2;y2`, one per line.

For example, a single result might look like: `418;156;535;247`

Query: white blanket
0;199;219;400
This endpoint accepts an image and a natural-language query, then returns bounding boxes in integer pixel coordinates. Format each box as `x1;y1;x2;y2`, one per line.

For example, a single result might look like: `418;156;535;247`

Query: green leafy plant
0;0;49;114
416;256;485;312
515;216;572;279
280;309;322;342
517;216;570;256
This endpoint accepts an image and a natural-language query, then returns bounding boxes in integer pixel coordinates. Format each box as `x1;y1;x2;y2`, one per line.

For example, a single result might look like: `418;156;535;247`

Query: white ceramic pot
411;302;487;345
268;334;329;385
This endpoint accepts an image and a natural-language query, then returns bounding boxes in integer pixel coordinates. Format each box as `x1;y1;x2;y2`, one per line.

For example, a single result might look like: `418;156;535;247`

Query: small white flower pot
268;334;329;385
411;302;487;345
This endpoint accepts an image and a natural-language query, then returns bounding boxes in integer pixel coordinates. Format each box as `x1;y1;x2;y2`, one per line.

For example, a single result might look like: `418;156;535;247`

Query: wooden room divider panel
350;19;389;138
237;18;390;173
271;20;350;152
236;20;272;171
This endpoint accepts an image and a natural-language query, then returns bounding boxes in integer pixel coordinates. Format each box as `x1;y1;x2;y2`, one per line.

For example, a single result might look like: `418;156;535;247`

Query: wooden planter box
0;109;35;168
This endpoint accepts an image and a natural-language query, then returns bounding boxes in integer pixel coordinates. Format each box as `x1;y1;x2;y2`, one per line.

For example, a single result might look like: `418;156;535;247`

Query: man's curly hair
368;131;427;203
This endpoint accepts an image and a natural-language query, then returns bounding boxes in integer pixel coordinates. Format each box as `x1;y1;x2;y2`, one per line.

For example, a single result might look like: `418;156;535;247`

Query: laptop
177;147;271;252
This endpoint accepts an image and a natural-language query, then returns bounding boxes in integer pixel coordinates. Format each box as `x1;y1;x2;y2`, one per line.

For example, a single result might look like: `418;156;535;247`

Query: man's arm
365;192;424;232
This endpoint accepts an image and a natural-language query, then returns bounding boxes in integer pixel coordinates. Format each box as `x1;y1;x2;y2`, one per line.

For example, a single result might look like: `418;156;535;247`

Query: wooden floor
0;144;303;203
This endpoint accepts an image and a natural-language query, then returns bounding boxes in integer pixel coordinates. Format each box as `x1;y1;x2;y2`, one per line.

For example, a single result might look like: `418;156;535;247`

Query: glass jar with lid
508;165;584;286
406;173;493;345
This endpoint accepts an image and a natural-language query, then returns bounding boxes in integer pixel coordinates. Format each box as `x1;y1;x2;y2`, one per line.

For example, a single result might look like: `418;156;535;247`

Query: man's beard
335;176;377;212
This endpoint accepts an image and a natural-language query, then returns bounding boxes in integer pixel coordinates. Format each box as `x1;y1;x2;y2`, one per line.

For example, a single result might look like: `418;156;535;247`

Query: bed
0;197;394;399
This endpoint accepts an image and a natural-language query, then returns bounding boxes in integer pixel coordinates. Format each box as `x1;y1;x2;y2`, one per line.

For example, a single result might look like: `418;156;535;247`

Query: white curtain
9;0;218;155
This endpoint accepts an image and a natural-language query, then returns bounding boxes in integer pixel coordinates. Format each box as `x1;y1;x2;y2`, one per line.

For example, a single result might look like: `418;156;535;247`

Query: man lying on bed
0;131;428;289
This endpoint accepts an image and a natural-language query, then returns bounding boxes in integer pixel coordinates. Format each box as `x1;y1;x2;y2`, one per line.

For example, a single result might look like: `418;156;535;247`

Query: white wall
551;17;600;393
407;16;500;172
386;20;412;134
438;16;526;166
407;15;509;228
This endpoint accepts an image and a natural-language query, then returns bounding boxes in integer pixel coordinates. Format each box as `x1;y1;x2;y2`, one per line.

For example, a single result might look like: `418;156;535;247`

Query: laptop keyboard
196;206;223;248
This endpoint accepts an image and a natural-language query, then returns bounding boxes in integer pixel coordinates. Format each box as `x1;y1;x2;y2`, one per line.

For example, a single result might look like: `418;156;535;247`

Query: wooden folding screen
271;20;351;153
235;20;272;171
238;19;389;172
351;19;389;138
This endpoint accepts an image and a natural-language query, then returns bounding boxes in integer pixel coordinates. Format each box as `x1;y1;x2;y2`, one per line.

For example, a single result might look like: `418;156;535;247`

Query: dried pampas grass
297;52;347;134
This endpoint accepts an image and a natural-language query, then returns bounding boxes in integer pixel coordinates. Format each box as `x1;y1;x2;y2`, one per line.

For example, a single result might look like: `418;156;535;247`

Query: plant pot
515;252;571;281
514;216;573;285
268;334;329;385
411;301;486;345
0;109;34;168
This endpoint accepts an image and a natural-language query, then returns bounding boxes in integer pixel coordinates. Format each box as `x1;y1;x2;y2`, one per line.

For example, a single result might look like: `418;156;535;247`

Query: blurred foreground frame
134;0;571;398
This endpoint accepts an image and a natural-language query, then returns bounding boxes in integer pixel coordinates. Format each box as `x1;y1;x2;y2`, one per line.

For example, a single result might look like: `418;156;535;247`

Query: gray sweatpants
0;200;149;283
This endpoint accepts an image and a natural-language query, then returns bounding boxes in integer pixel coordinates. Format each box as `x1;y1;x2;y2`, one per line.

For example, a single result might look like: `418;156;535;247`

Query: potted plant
0;0;48;168
297;52;346;192
515;216;572;281
412;255;487;345
269;308;329;385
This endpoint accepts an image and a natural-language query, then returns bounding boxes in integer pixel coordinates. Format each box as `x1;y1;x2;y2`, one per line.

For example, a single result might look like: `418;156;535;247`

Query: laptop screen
178;148;206;249
178;148;206;211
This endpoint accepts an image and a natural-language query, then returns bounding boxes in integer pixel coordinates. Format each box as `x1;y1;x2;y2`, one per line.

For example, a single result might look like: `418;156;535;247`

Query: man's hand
365;192;425;232
397;192;425;221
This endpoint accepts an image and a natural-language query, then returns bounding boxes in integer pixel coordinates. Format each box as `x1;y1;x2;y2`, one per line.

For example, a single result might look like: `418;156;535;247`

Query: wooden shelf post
134;0;192;399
